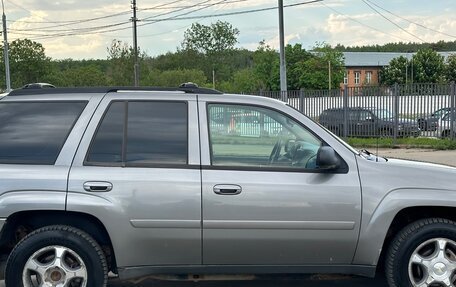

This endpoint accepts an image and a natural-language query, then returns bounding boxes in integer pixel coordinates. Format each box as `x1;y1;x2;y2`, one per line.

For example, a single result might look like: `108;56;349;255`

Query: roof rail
6;86;223;96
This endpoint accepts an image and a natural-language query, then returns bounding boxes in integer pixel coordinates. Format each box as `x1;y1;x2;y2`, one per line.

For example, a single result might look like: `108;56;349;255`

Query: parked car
438;112;456;138
319;107;421;137
0;87;455;287
417;107;456;131
21;82;56;89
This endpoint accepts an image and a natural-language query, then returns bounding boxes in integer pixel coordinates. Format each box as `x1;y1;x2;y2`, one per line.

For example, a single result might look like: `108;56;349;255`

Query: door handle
213;184;242;195
83;181;113;192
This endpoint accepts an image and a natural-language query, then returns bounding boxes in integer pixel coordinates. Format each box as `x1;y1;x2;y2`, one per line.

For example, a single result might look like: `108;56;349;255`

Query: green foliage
297;43;344;89
446;54;456;82
218;68;261;94
335;40;456;53
252;41;280;91
380;56;409;85
0;39;51;88
347;137;456;150
412;49;445;83
285;43;312;90
181;21;239;55
106;40;135;85
48;65;109;87
145;69;207;87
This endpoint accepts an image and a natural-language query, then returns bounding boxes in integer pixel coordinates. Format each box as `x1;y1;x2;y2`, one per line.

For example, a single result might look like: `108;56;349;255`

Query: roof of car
6;86;223;97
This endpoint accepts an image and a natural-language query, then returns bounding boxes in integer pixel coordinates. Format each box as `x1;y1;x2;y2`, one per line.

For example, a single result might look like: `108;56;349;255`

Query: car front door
67;92;202;268
199;98;362;266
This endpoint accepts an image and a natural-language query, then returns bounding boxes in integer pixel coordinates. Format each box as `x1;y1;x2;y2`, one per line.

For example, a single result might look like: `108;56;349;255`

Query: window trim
0;100;88;165
206;102;349;174
354;71;361;85
84;100;190;168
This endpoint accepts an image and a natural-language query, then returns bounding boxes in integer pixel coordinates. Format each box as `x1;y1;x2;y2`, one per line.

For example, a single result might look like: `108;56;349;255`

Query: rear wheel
5;225;108;287
386;218;456;287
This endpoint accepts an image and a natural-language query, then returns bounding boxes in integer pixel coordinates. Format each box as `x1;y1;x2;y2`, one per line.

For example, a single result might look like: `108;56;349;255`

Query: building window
354;71;361;85
366;71;372;84
343;71;348;85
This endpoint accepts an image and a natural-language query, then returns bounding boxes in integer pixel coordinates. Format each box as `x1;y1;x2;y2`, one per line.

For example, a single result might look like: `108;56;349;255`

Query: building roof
343;51;456;67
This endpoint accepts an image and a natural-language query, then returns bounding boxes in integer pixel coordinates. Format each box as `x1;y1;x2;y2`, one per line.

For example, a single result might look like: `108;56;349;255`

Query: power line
361;0;425;42
320;2;410;42
142;0;323;22
364;0;456;39
7;11;131;25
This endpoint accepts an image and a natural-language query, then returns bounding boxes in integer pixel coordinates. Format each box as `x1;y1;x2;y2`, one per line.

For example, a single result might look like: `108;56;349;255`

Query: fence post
451;81;456;140
343;85;348;138
299;88;305;114
393;83;399;145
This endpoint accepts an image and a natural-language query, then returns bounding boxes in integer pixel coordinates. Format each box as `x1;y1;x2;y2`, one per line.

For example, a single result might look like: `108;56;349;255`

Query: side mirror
365;116;374;122
317;146;340;170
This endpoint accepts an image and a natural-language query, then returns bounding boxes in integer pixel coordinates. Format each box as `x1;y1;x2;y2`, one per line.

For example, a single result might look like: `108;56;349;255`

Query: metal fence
257;83;456;140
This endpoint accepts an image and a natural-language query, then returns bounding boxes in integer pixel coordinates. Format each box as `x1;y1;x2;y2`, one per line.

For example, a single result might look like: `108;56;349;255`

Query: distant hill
334;40;456;52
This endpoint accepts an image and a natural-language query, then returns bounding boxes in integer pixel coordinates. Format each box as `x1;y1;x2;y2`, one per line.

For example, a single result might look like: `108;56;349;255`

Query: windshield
371;109;394;120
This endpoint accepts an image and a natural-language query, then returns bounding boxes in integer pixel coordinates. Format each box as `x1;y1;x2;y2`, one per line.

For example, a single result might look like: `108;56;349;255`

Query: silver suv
0;87;455;287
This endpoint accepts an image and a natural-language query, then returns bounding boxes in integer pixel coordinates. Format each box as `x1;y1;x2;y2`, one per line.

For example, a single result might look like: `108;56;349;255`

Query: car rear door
199;96;362;266
67;92;202;268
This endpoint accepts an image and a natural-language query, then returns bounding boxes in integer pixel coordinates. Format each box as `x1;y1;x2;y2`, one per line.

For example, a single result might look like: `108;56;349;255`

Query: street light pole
1;0;11;92
131;0;139;87
278;0;287;102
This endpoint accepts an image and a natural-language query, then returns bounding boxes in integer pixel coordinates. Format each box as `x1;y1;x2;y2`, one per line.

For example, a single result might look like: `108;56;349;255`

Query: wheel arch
0;210;118;273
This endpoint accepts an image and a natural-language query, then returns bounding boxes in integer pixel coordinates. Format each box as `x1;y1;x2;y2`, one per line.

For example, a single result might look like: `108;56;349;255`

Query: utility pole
1;0;10;92
131;0;139;87
278;0;287;102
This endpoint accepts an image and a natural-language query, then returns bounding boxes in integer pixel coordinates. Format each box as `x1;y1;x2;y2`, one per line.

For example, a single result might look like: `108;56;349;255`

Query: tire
5;225;108;287
386;218;456;287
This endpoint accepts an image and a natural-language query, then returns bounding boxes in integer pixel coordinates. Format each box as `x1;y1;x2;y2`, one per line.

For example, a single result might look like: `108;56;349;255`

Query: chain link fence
256;82;456;141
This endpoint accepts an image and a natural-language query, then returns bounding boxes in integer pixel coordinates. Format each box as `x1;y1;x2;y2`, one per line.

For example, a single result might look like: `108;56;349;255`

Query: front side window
0;101;87;165
208;104;322;170
87;101;188;166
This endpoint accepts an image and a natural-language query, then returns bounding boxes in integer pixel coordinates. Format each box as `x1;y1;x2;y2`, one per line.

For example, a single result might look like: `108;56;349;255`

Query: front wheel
386;218;456;287
5;225;108;287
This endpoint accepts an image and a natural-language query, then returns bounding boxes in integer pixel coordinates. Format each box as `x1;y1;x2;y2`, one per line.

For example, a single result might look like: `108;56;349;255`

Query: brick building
340;51;455;88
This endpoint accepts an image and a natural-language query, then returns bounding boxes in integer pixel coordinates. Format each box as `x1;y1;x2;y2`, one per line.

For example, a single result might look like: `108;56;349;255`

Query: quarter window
208;104;322;170
0;101;87;165
86;101;188;166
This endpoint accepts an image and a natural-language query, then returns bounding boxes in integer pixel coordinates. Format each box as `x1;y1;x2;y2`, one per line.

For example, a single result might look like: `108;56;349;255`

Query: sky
5;0;456;60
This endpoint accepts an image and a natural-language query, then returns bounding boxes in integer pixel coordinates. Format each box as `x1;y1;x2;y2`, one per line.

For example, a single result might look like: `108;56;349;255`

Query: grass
346;137;456;150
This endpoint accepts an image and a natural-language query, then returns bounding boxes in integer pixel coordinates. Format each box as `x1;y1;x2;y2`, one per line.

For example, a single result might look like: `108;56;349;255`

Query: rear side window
0;101;87;165
86;101;188;166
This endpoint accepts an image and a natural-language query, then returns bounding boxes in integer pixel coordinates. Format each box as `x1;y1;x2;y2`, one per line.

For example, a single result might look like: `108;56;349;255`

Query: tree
285;43;313;90
295;43;345;90
106;40;149;86
252;41;280;91
181;21;239;55
446;54;456;82
412;49;445;83
0;39;51;88
380;56;409;85
144;68;207;87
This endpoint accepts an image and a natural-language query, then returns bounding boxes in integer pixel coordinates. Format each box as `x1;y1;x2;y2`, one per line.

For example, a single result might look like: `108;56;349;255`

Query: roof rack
6;86;223;96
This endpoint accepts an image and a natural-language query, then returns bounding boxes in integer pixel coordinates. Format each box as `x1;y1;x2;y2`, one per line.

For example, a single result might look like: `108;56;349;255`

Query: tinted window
0;101;86;165
126;102;187;165
86;102;124;164
208;104;322;170
86;101;188;166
